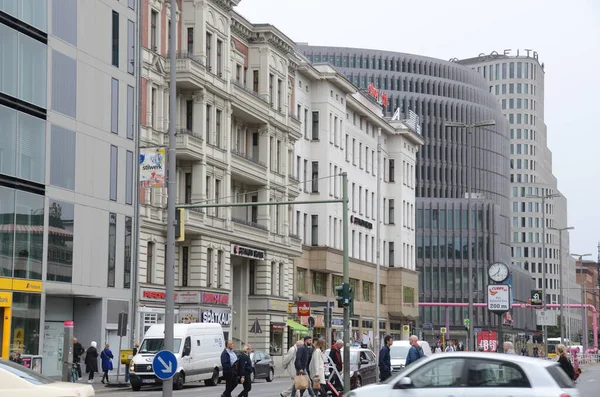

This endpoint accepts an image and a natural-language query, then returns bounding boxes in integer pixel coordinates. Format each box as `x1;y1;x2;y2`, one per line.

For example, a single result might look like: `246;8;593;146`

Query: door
180;337;193;379
465;358;533;397
392;357;467;397
359;350;376;385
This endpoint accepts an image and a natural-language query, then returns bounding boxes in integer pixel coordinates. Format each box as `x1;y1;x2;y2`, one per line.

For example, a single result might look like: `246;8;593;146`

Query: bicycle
64;362;79;383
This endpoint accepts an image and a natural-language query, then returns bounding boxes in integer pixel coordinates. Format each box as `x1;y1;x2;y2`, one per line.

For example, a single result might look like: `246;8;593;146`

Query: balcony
232;217;269;241
231;80;270;118
169;129;203;160
231;150;268;184
166;52;206;90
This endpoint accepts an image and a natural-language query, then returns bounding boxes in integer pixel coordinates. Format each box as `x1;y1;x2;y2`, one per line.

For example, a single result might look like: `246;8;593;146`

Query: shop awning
286;319;309;334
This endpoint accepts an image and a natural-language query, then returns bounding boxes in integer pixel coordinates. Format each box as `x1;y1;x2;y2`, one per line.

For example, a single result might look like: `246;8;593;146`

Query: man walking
280;340;303;397
328;340;344;392
378;335;393;381
405;335;425;366
220;340;238;397
291;338;315;397
73;337;84;377
304;336;314;377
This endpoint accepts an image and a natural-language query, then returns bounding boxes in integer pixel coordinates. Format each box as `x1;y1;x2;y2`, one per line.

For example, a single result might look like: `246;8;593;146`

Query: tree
546;314;561;338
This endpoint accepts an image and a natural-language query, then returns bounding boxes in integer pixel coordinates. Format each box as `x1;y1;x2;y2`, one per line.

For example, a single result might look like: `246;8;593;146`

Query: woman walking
100;343;114;384
556;344;575;380
237;345;253;397
85;341;99;383
309;338;327;397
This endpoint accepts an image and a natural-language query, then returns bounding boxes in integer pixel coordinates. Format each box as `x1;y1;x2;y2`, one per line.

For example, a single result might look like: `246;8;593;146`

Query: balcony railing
170;51;206;67
232;217;268;231
288;174;300;183
231;150;266;167
231;79;269;105
289;113;301;123
176;128;203;140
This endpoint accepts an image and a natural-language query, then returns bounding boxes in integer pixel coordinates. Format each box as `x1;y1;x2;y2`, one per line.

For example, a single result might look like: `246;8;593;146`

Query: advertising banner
477;330;498;352
487;284;511;312
140;147;166;187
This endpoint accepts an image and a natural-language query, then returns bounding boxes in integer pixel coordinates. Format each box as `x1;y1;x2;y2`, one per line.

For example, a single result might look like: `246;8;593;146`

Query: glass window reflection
11;292;41;355
0;187;16;277
13;191;44;280
46;199;74;282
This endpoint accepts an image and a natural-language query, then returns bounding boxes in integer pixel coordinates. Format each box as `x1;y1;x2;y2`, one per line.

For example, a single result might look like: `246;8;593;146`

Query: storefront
198;291;231;341
0;278;42;359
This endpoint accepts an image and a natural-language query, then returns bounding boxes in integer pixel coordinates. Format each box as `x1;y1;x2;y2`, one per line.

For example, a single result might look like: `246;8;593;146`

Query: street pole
342;172;351;394
550;226;574;345
582;285;588;350
375;129;381;381
163;1;177;396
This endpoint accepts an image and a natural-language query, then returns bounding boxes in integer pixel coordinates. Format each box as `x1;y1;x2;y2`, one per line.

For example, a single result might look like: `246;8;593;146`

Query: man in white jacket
280;340;304;397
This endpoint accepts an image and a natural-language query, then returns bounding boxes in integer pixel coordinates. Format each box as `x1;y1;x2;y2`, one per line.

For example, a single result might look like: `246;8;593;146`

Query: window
296;268;306;293
253;70;259;92
249;260;256;294
181;246;189;287
184;172;192;204
128;0;135;9
146;241;154;283
52;0;77;45
1;0;47;31
311;161;319;193
0;105;46;184
50;125;76;190
311;111;319;140
215;109;222;147
217;250;223;287
150;10;157;50
112;11;119;67
107;213;117;287
10;293;41;355
150;87;156;128
0;24;47;108
311;215;318;246
389;199;395;224
205;32;212;69
409;358;466;388
187;28;194;53
215;179;221;217
127;19;135;74
127;85;134;139
216;39;223;76
403;286;415;304
51;49;76;118
389;242;395;267
206;104;212;142
466;359;531;387
125;151;133;204
389;159;395;182
124;216;132;288
206;248;213;286
46;199;74;282
111;78;119;133
278;263;285;297
363;281;372;302
312;271;325;295
110;145;118;201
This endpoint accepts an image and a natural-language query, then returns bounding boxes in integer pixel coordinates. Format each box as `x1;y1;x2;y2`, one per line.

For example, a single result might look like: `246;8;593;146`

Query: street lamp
549;226;574;345
526;192;560;348
572;253;592;350
445;119;495;352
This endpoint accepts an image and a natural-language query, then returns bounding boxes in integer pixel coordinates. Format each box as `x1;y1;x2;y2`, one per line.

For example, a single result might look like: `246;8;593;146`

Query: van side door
181;337;192;372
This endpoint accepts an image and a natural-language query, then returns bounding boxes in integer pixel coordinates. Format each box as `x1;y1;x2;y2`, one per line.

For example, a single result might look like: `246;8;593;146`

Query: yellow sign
402;325;410;332
12;279;43;293
0;291;11;307
120;349;134;364
13;327;24;347
0;278;12;290
288;303;293;314
440;327;447;334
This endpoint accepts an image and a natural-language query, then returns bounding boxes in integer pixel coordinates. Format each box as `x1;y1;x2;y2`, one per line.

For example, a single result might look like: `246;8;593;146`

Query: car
389;340;433;372
233;350;275;383
325;347;378;389
344;351;580;397
0;358;95;396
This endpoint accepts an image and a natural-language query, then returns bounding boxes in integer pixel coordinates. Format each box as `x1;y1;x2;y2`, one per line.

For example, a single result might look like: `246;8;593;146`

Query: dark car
325;347;377;389
234;350;275;383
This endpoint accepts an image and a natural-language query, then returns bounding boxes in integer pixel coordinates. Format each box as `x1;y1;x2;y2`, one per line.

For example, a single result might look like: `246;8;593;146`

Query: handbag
294;374;308;390
312;375;321;390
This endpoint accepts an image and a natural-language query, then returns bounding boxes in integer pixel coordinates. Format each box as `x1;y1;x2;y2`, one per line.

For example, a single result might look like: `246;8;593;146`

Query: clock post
487;262;511;353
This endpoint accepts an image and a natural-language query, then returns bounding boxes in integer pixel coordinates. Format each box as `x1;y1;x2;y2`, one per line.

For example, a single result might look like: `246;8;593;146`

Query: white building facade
292;60;424;347
137;0;303;362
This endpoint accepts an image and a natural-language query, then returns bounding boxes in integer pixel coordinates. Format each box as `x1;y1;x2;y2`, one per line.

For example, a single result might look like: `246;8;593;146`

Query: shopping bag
312;375;321;390
294;374;308;390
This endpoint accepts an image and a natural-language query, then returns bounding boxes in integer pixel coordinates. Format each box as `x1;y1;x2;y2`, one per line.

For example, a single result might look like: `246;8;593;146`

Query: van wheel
173;372;184;390
266;369;274;382
205;368;219;386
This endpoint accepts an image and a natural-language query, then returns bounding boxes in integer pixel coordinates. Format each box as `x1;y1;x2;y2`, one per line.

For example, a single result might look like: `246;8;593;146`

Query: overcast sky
236;0;600;258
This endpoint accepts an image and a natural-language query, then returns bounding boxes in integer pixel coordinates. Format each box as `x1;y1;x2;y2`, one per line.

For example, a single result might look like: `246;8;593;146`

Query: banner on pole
140;147;166;187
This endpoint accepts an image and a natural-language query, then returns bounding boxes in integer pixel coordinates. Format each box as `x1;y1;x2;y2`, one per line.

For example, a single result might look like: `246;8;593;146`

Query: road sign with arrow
153;350;178;380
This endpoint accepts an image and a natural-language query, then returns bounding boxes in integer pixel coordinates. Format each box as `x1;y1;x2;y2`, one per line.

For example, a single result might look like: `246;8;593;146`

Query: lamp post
549;226;574;345
527;192;560;349
444;120;495;352
572;253;592;350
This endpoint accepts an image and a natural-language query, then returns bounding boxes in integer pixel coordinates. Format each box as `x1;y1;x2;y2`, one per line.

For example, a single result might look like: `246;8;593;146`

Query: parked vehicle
325;347;378;389
129;323;224;391
345;352;579;397
390;340;432;372
234;350;275;383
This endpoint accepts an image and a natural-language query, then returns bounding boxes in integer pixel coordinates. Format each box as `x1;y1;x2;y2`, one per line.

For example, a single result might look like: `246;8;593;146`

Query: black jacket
84;347;99;373
558;355;575;380
306;344;314;369
73;342;84;362
294;345;309;371
237;353;253;378
379;345;391;373
221;349;235;374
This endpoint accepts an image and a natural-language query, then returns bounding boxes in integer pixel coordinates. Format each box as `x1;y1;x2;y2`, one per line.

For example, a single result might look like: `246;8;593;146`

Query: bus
546;337;571;358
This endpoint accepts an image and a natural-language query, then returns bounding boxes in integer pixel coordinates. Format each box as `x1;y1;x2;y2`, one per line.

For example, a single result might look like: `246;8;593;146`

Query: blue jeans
291;370;315;397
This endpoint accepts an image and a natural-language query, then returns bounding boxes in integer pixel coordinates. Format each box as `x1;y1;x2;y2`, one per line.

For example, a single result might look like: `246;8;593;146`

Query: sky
236;0;600;258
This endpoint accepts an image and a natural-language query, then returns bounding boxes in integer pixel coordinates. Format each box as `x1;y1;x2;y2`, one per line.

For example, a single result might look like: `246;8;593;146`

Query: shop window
11;292;41;355
270;326;283;356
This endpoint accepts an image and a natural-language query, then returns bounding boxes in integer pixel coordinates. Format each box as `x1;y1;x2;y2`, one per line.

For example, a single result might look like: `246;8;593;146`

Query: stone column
191;162;204;203
192;91;204;137
257;127;271;229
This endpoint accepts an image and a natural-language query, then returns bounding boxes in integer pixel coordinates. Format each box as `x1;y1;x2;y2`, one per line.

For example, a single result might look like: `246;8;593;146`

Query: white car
389;340;432;372
345;352;579;397
0;359;94;396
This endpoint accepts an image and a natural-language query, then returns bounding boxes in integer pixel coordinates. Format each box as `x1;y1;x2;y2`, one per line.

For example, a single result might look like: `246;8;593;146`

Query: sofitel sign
350;215;373;230
231;244;265;260
449;49;539;63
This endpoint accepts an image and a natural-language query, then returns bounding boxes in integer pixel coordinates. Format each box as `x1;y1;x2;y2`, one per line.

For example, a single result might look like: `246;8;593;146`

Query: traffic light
175;208;185;242
335;283;349;308
349;284;354;316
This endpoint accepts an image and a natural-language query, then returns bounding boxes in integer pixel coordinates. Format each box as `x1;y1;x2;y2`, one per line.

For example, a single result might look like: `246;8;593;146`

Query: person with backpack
220;340;239;397
405;335;425;366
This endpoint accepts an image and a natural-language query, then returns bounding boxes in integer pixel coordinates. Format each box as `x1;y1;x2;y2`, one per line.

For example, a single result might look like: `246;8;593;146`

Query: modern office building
292;59;423;348
136;0;303;364
297;45;537;339
0;0;139;376
458;51;581;333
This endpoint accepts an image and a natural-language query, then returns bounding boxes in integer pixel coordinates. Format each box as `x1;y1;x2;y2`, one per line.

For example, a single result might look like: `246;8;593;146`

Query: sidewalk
74;375;131;393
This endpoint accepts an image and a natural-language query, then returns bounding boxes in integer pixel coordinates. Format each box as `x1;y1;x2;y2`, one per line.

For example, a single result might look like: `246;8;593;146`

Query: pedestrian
556;344;575;380
445;341;455;352
280;340;302;397
503;341;516;354
100;343;114;384
133;342;140;356
378;335;393;381
304;336;314;378
328;340;344;392
291;337;315;397
220;340;238;397
309;338;327;397
84;341;99;383
236;345;253;397
405;335;425;366
73;337;84;377
10;351;24;365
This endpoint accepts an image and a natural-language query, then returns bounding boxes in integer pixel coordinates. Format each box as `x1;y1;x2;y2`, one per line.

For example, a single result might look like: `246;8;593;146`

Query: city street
578;364;600;397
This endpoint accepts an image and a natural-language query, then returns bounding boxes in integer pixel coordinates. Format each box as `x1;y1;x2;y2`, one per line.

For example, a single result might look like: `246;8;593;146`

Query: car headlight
130;362;135;371
349;370;354;377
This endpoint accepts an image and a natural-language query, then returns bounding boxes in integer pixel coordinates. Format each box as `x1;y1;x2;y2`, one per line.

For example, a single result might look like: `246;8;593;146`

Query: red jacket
329;345;342;371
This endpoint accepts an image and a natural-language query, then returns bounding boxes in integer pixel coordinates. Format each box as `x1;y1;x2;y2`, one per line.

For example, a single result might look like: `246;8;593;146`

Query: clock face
488;262;509;282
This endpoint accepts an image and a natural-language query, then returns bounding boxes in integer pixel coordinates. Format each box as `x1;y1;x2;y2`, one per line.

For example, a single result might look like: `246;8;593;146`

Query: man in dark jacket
303;336;313;377
220;340;238;397
237;345;253;397
329;340;343;391
73;338;84;377
405;335;425;366
290;340;315;397
378;335;393;381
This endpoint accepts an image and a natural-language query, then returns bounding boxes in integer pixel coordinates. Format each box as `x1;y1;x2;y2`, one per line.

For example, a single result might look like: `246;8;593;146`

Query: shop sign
297;301;310;317
350;215;373;230
0;277;12;290
268;299;289;312
1;278;43;293
0;291;12;307
201;309;232;326
201;292;229;305
141;288;170;301
367;82;389;108
176;292;200;304
332;318;343;327
271;322;286;331
477;330;498;352
300;315;324;328
231;244;265;260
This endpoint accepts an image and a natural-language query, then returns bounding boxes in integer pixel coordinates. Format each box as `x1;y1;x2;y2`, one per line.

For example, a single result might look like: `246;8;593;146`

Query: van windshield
390;345;410;359
139;338;182;354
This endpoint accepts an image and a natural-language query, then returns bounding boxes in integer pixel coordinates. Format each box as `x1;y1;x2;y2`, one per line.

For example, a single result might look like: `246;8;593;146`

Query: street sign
308;316;315;328
487;284;511;313
463;318;470;327
153;350;178;380
423;323;433;330
530;289;543;308
474;327;482;333
440;327;447;334
297;301;310;316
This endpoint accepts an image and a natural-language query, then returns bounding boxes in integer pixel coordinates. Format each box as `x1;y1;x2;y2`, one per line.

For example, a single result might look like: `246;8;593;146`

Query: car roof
427;352;557;366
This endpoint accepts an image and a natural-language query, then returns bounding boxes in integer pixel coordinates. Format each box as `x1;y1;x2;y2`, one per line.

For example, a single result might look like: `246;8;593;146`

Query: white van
390;340;432;372
129;323;224;391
